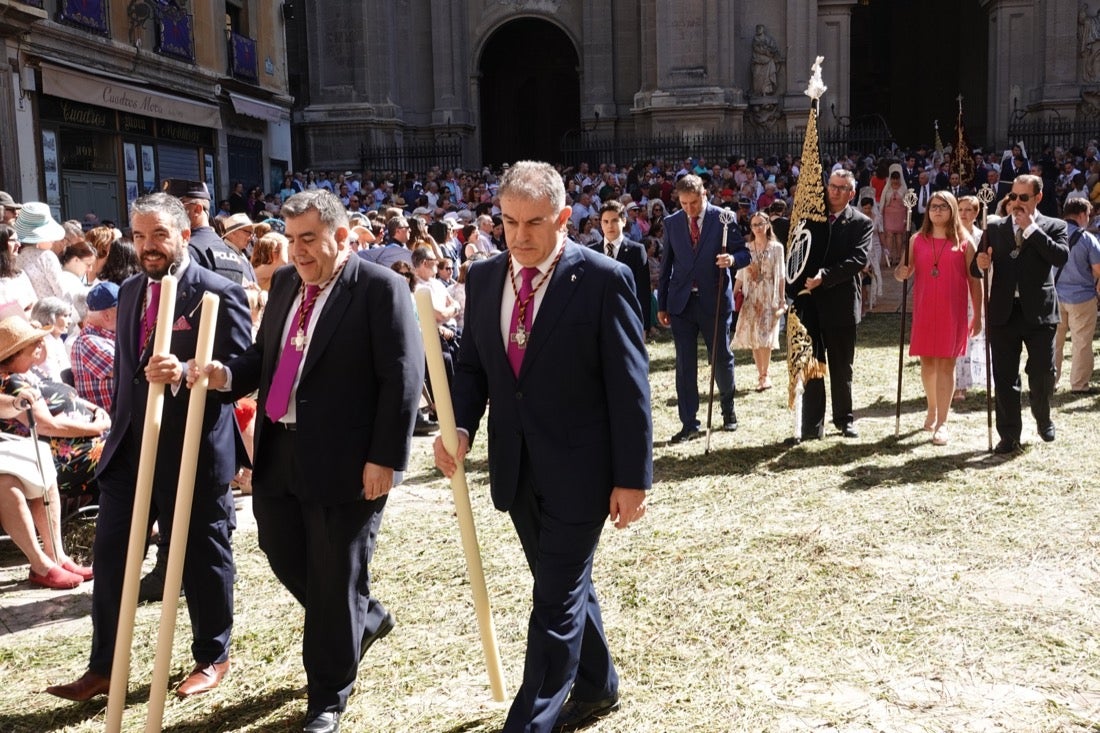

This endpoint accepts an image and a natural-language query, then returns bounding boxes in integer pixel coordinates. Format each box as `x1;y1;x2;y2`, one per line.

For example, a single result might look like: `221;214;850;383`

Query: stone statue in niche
750;24;782;96
1079;2;1100;81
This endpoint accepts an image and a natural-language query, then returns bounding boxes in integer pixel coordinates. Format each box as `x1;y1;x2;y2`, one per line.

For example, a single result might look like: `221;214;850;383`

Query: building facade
287;0;1096;171
0;0;293;224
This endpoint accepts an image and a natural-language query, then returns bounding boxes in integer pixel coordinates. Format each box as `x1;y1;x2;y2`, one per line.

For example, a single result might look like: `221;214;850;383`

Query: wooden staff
413;290;507;702
705;208;737;454
144;293;220;733
895;191;918;436
106;275;177;733
978;183;996;452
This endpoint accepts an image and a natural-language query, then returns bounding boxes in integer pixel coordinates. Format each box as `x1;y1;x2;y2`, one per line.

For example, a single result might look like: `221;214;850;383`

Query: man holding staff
196;190;423;733
434;161;651;733
46;193;252;701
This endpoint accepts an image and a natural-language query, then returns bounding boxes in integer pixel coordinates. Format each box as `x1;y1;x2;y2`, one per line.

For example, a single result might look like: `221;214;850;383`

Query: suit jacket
228;257;423;505
657;203;749;317
98;263;252;491
972;213;1069;326
589;236;651;329
451;242;652;519
787;204;874;326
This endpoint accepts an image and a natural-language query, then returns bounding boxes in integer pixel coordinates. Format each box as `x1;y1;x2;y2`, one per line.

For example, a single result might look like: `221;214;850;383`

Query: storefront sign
42;63;221;130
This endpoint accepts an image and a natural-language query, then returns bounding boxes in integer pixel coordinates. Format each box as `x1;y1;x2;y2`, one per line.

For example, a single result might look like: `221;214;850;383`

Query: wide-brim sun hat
12;202;65;244
0;316;50;363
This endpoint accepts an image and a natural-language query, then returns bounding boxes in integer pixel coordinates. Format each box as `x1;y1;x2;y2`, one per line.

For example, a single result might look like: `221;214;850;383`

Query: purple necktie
266;284;321;422
507;267;539;378
140;281;161;347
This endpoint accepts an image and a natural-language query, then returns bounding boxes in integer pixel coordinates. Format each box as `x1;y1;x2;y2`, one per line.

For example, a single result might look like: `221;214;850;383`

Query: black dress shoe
840;424;859;438
670;426;701;443
303;710;340;733
721;417;738;431
993;438;1021;454
553;695;620;732
360;611;395;659
1037;423;1055;442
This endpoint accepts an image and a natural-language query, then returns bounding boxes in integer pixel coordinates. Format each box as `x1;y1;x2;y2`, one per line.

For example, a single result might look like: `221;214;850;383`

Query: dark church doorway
850;0;989;150
479;19;581;166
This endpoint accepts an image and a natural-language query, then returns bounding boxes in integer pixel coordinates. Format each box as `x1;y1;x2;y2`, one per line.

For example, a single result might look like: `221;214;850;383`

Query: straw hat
0;316;50;363
12;202;65;244
221;213;256;239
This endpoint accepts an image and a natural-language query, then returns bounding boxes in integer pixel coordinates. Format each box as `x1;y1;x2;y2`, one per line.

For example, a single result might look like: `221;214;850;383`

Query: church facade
288;0;1097;171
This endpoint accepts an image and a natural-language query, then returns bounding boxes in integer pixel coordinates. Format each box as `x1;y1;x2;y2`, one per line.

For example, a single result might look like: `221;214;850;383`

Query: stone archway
478;18;580;166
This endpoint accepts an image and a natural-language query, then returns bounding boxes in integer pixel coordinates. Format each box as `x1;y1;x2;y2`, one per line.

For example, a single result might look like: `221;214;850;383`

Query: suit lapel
520;244;583;379
302;257;356;379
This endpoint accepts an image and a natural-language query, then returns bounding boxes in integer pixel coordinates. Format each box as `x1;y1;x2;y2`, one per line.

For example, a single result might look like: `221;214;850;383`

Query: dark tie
828;214;836;224
1014;227;1024;248
507;267;539;378
140;281;161;347
266;284;321;422
605;240;614;258
689;216;700;249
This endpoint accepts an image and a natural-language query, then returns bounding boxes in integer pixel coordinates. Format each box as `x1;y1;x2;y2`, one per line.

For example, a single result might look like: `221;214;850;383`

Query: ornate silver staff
705;207;737;454
977;183;996;451
895;189;918;436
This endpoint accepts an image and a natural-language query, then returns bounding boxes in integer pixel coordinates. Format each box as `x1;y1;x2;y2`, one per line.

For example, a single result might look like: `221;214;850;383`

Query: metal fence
1008;113;1100;157
358;139;463;174
559;125;893;169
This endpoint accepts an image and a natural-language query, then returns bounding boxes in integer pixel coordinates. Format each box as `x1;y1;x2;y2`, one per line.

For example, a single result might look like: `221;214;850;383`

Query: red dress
908;233;970;358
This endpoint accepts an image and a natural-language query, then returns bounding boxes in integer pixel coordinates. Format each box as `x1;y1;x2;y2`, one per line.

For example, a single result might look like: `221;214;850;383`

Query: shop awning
229;92;290;124
41;63;222;129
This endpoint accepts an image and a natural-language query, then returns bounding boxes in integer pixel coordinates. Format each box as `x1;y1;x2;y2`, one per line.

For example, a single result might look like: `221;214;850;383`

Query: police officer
162;179;251;285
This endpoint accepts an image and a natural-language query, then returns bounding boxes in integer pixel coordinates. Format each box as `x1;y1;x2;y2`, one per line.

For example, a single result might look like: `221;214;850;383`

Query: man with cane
46;193;252;702
657;173;748;443
196;189;423;733
434;161;651;733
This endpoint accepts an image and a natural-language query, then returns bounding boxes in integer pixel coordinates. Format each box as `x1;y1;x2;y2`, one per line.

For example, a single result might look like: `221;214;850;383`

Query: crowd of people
0;134;1097;732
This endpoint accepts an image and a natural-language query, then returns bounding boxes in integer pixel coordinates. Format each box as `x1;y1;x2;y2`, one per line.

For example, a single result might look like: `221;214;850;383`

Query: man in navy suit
199;190;423;733
593;199;651;331
47;193;252;702
657;174;749;442
972;174;1068;454
434;161;651;733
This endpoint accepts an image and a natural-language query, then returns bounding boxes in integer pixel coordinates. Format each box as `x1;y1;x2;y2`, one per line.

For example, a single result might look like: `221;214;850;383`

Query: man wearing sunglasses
973;174;1069;454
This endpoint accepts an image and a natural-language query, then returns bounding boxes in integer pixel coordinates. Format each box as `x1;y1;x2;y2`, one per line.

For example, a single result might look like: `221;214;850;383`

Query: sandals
756;376;773;392
931;425;949;446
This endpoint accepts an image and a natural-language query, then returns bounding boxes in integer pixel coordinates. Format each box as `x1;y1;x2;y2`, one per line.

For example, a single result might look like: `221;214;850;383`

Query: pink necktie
140;281;161;347
507;267;539;378
266;284;321;422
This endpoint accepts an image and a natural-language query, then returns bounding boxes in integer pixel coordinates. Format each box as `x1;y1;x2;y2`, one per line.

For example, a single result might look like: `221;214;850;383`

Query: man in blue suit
47;193;252;702
657;174;749;442
200;190;423;733
434;161;651;733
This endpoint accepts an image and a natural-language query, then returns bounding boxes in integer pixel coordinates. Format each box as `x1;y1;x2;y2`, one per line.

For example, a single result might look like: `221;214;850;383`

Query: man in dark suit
46;193;252;702
657;174;749;442
787;169;873;439
434;161;651;733
199;190;423;733
972;174;1068;454
593;199;651;331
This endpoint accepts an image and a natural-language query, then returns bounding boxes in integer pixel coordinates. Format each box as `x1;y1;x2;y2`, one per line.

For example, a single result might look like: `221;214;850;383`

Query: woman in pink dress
877;163;909;265
893;191;982;445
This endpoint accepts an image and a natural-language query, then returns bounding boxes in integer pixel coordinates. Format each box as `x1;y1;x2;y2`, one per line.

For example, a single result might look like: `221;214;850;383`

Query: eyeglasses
439;265;453;271
827;184;852;193
1006;192;1033;202
928;203;950;211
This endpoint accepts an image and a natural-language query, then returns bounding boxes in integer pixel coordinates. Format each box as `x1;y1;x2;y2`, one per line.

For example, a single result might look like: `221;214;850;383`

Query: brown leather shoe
45;670;110;701
176;660;230;698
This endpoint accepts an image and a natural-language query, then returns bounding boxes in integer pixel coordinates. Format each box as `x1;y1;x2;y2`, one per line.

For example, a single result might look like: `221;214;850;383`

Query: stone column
581;1;614;131
980;0;1037;146
634;0;742;134
783;0;817;121
430;0;470;127
816;0;857;129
